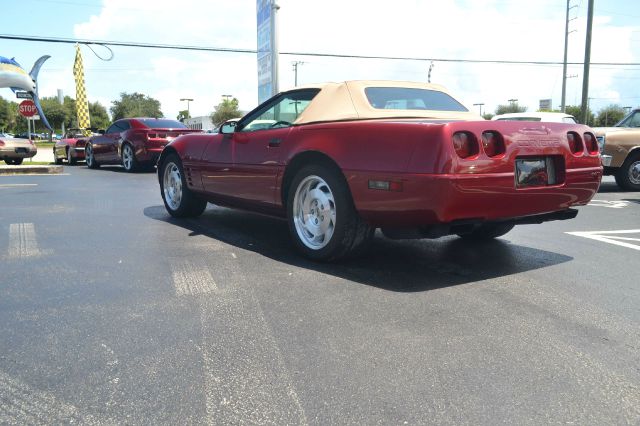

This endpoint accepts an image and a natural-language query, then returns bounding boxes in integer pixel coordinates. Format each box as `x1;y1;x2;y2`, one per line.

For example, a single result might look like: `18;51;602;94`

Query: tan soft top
290;80;483;124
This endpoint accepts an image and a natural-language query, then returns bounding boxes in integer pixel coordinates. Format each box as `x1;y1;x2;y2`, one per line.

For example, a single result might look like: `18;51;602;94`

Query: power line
2;34;639;67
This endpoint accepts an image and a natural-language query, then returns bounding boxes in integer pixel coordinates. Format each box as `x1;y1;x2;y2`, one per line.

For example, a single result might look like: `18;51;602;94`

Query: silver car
0;133;37;165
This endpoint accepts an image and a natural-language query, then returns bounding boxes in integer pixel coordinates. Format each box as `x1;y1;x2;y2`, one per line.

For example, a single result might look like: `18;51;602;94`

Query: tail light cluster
0;140;4;146
567;131;599;156
453;131;505;159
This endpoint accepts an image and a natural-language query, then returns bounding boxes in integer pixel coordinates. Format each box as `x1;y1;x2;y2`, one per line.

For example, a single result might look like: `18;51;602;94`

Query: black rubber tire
457;223;515;241
287;164;373;261
5;158;23;165
122;143;139;173
86;144;100;169
54;148;63;165
614;151;640;191
159;153;207;218
67;148;76;165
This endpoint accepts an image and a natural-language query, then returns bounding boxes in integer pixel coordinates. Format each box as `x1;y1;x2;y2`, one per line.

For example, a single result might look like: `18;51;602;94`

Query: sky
1;0;639;122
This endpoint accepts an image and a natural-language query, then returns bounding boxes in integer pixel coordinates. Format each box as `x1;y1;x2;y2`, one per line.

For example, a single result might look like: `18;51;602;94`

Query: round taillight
583;132;598;155
452;131;479;159
567;132;584;155
0;140;5;146
481;131;506;157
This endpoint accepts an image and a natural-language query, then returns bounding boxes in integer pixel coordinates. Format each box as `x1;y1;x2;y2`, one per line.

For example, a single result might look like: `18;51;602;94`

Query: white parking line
566;229;640;251
171;260;217;296
8;223;42;258
587;199;630;209
0;369;104;424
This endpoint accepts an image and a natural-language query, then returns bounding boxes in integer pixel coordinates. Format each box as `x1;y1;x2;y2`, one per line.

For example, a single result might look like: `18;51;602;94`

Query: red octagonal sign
19;100;37;117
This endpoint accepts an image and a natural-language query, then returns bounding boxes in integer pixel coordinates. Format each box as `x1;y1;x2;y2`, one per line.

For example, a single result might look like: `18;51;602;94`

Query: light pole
292;61;305;86
473;103;484;116
180;98;193;117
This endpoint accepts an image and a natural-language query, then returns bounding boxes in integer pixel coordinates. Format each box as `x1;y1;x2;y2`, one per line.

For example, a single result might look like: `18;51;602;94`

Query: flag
73;44;91;136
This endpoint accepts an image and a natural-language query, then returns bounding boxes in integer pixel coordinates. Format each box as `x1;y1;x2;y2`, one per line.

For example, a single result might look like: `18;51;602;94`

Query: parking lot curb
0;165;64;175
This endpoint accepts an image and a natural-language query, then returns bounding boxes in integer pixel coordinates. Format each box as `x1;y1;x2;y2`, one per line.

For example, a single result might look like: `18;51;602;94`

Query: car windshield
137;119;188;129
365;87;468;112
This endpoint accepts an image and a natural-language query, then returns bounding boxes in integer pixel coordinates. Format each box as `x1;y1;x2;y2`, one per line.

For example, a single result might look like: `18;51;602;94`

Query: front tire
287;164;373;261
159;153;207;218
67;148;76;165
5;158;23;165
457;223;514;241
122;143;138;173
86;144;100;169
54;148;63;165
614;152;640;191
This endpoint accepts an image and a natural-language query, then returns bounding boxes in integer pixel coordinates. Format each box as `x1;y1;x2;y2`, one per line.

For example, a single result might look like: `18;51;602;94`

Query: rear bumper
137;146;165;163
0;146;37;159
349;166;602;227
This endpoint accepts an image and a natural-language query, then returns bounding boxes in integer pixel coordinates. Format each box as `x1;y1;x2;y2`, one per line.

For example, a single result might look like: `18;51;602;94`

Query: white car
492;112;577;123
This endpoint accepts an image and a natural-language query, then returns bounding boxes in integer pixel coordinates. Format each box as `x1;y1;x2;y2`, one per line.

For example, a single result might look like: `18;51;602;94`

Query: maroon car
53;128;92;165
85;118;200;172
157;81;602;261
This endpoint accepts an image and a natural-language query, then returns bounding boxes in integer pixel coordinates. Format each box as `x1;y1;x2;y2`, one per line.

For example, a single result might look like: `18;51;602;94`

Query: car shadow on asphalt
84;166;156;173
598;180;623;193
144;205;573;293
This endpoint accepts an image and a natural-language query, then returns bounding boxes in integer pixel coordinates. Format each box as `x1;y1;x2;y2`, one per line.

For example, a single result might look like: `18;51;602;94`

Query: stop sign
19;100;37;117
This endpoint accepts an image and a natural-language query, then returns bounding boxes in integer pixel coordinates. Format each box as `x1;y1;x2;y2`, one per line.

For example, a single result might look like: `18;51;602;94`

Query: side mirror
220;120;237;135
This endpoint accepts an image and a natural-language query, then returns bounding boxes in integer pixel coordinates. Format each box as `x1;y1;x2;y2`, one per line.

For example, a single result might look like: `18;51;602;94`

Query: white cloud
62;0;639;121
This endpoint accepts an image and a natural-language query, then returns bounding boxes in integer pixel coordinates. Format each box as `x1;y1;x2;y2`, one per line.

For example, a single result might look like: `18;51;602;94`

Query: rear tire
614;152;640;191
122;143;138;173
457;223;514;241
159;153;207;218
287;164;373;261
5;158;23;165
86;144;100;169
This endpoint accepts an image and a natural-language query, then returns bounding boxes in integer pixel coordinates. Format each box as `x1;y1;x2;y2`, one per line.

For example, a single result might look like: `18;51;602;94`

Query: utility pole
473;103;484;116
180;98;193;117
271;1;280;95
428;61;435;83
580;0;594;124
561;0;577;112
292;61;305;86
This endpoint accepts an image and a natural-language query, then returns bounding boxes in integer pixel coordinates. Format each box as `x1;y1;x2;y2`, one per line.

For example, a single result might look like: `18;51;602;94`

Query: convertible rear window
365;87;468;112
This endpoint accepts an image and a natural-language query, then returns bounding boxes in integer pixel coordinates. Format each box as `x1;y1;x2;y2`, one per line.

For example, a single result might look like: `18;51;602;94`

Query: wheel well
281;151;346;206
157;147;177;182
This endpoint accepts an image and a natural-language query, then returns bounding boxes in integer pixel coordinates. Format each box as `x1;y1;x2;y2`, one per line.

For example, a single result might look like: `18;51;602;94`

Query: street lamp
508;98;518;105
473;103;484;116
222;95;233;100
180;98;194;116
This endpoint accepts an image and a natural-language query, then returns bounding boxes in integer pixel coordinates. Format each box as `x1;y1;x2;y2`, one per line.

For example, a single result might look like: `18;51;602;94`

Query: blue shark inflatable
0;55;53;132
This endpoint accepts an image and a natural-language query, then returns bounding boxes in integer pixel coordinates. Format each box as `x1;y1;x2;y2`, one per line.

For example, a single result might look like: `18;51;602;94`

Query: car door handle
268;138;282;147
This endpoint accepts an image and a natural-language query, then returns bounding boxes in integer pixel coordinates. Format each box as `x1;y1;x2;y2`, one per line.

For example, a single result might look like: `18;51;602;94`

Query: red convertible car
157;80;602;261
53;128;94;165
85;118;200;172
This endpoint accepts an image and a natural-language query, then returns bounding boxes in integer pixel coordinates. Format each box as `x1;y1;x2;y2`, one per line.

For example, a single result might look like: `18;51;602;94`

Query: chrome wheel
629;160;640;185
86;145;94;167
122;145;134;170
163;161;182;211
292;175;336;250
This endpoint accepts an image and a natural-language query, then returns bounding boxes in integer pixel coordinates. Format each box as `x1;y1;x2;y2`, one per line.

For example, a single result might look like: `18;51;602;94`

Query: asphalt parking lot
0;166;638;425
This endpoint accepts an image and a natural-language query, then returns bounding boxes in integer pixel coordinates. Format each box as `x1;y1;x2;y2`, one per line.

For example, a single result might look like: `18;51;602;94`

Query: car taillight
452;131;479;159
481;131;505;157
0;140;4;146
583;132;598;155
567;132;584;155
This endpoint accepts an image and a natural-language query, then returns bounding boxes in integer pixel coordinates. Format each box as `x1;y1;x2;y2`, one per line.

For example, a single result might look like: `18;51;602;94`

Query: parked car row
54;118;199;172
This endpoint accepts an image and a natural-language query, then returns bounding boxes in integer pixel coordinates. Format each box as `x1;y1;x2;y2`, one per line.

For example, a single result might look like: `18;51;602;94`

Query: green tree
565;105;595;125
110;92;163;120
177;109;190;122
89;101;110;129
38;96;68;134
482;113;495;120
495;102;527;115
210;97;241;126
596;105;626;127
